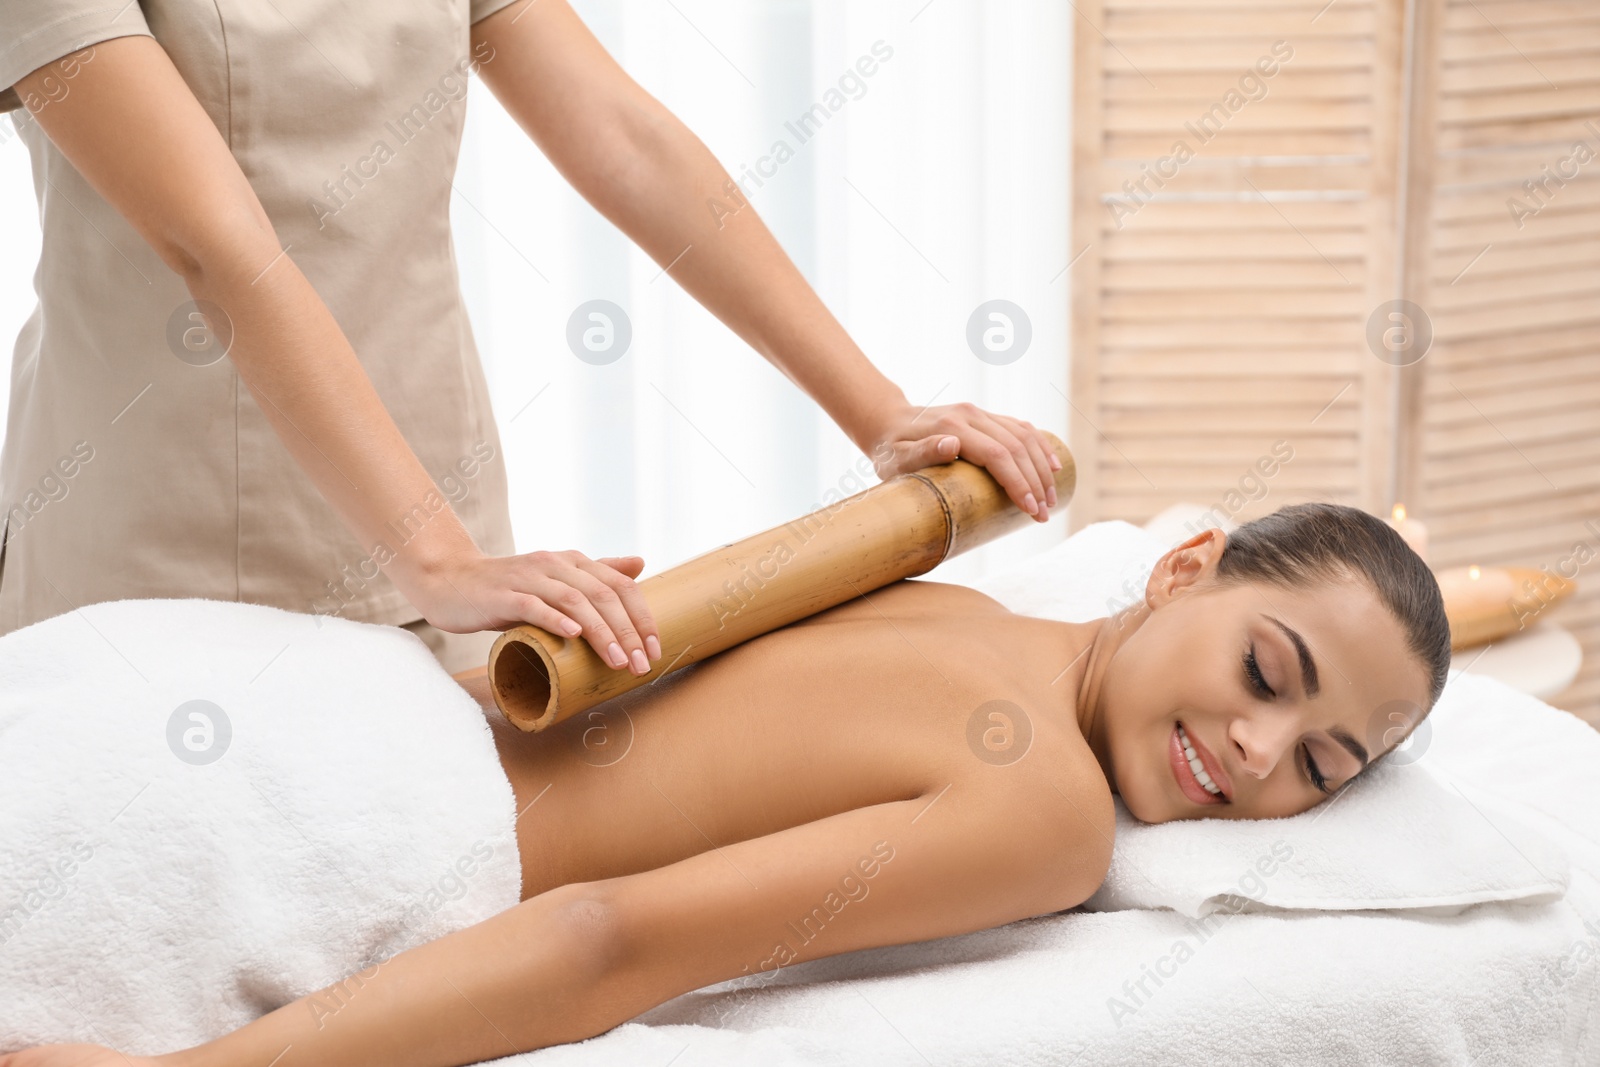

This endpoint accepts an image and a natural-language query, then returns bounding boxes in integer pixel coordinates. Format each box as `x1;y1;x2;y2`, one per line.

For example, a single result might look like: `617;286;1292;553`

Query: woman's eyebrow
1264;615;1320;698
1328;724;1370;769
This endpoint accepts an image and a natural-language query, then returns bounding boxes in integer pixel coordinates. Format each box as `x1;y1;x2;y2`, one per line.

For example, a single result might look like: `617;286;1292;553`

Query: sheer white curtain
0;0;1073;588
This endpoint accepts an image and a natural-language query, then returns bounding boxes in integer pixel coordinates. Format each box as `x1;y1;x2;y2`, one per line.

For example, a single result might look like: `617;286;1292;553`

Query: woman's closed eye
1242;644;1274;698
1243;643;1331;794
1301;744;1330;794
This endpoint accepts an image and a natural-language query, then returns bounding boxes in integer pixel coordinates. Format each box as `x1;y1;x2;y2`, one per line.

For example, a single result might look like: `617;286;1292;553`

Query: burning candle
1387;503;1429;564
1432;560;1576;649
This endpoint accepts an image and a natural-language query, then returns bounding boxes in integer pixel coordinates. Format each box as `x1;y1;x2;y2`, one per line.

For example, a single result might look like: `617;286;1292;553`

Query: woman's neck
1013;604;1148;794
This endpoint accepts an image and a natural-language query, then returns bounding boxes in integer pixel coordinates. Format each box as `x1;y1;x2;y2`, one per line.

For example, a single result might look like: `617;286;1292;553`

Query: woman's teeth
1177;724;1223;798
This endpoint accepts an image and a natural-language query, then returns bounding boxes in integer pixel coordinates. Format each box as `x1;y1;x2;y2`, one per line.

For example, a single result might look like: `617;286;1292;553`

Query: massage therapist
0;0;1061;677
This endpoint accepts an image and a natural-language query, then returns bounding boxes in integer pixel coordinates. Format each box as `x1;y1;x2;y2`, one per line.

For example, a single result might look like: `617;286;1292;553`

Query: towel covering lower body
0;597;524;1056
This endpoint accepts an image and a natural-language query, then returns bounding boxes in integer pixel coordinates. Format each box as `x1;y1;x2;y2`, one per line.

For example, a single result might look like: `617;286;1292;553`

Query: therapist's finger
959;425;1045;522
596;555;646;580
527;574;631;671
579;555;661;664
509;591;585;641
973;414;1049;521
879;433;961;479
996;416;1057;510
554;555;654;676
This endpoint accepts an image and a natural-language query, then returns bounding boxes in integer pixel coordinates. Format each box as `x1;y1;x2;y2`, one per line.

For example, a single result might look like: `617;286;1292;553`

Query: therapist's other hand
865;401;1061;522
416;549;661;675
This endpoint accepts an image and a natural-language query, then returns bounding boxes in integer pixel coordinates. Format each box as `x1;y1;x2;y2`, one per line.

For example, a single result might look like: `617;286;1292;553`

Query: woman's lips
1169;722;1226;805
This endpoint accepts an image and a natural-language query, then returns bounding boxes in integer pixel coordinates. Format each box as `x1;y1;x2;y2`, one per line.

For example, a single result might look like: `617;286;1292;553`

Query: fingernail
562;619;582;636
1050;454;1062;470
1024;492;1038;514
646;634;662;660
1047;486;1057;507
607;641;627;668
631;648;649;674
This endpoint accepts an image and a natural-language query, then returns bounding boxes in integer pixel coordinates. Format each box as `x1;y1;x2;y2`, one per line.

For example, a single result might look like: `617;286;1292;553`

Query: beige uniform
0;0;520;672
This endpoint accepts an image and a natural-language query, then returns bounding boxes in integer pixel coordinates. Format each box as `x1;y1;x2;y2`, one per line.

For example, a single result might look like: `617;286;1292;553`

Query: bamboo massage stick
486;431;1076;731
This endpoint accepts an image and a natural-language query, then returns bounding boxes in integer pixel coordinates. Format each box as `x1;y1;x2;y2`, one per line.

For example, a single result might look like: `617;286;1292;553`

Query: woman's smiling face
1097;529;1433;824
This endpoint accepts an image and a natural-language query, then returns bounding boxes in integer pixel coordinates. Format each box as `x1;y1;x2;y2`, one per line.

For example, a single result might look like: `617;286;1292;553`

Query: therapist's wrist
829;380;911;459
849;396;927;468
382;517;483;591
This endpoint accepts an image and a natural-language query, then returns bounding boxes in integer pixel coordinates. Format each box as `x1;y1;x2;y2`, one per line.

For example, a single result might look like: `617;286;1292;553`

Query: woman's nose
1229;715;1299;779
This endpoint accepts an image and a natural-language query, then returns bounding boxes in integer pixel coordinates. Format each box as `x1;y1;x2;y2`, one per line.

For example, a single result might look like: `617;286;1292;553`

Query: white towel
0;598;523;1057
1081;741;1570;918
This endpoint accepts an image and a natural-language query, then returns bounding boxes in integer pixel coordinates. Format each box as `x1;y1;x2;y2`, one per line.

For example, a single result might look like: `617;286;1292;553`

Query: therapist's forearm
576;114;908;453
180;238;478;588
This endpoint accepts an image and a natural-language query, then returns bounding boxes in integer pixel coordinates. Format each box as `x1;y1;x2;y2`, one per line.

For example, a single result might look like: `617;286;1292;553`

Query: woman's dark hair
1208;501;1452;771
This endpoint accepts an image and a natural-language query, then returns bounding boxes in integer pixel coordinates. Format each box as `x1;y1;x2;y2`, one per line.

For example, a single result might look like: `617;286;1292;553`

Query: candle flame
1468;565;1481;580
1391;503;1407;522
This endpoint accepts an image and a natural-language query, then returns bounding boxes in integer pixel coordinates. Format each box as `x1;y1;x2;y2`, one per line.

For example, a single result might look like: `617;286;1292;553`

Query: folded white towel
0;598;523;1057
1082;738;1569;918
972;521;1571;917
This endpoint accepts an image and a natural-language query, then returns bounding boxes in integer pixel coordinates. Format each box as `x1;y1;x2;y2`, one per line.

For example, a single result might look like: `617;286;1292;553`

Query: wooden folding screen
1071;0;1600;723
1401;0;1600;720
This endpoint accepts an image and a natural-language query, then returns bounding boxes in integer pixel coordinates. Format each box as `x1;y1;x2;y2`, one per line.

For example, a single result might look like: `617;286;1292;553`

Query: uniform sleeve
469;0;524;25
0;1;153;113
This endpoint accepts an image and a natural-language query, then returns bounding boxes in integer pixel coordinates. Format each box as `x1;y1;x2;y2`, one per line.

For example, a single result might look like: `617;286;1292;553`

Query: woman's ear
1145;527;1229;606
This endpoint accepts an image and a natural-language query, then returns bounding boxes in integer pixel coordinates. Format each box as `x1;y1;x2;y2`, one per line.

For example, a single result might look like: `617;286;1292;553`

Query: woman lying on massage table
3;502;1450;1067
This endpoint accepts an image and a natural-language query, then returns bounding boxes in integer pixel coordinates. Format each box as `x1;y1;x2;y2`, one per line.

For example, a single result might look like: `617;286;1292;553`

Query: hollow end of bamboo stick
488;630;560;731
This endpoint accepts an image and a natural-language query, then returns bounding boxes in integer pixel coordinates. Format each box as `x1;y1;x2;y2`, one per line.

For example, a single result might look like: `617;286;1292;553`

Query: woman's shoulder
892;577;1015;613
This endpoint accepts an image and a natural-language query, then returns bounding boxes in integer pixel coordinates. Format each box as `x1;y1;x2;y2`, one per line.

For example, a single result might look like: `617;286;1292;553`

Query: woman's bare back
461;579;1114;902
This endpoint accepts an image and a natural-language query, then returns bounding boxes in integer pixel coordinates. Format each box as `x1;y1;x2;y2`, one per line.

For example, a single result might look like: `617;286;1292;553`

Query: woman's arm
472;1;1061;523
14;38;661;672
124;783;1110;1066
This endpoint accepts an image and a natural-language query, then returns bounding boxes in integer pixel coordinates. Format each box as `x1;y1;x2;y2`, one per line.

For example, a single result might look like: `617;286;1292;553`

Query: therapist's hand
864;401;1062;523
412;549;661;676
